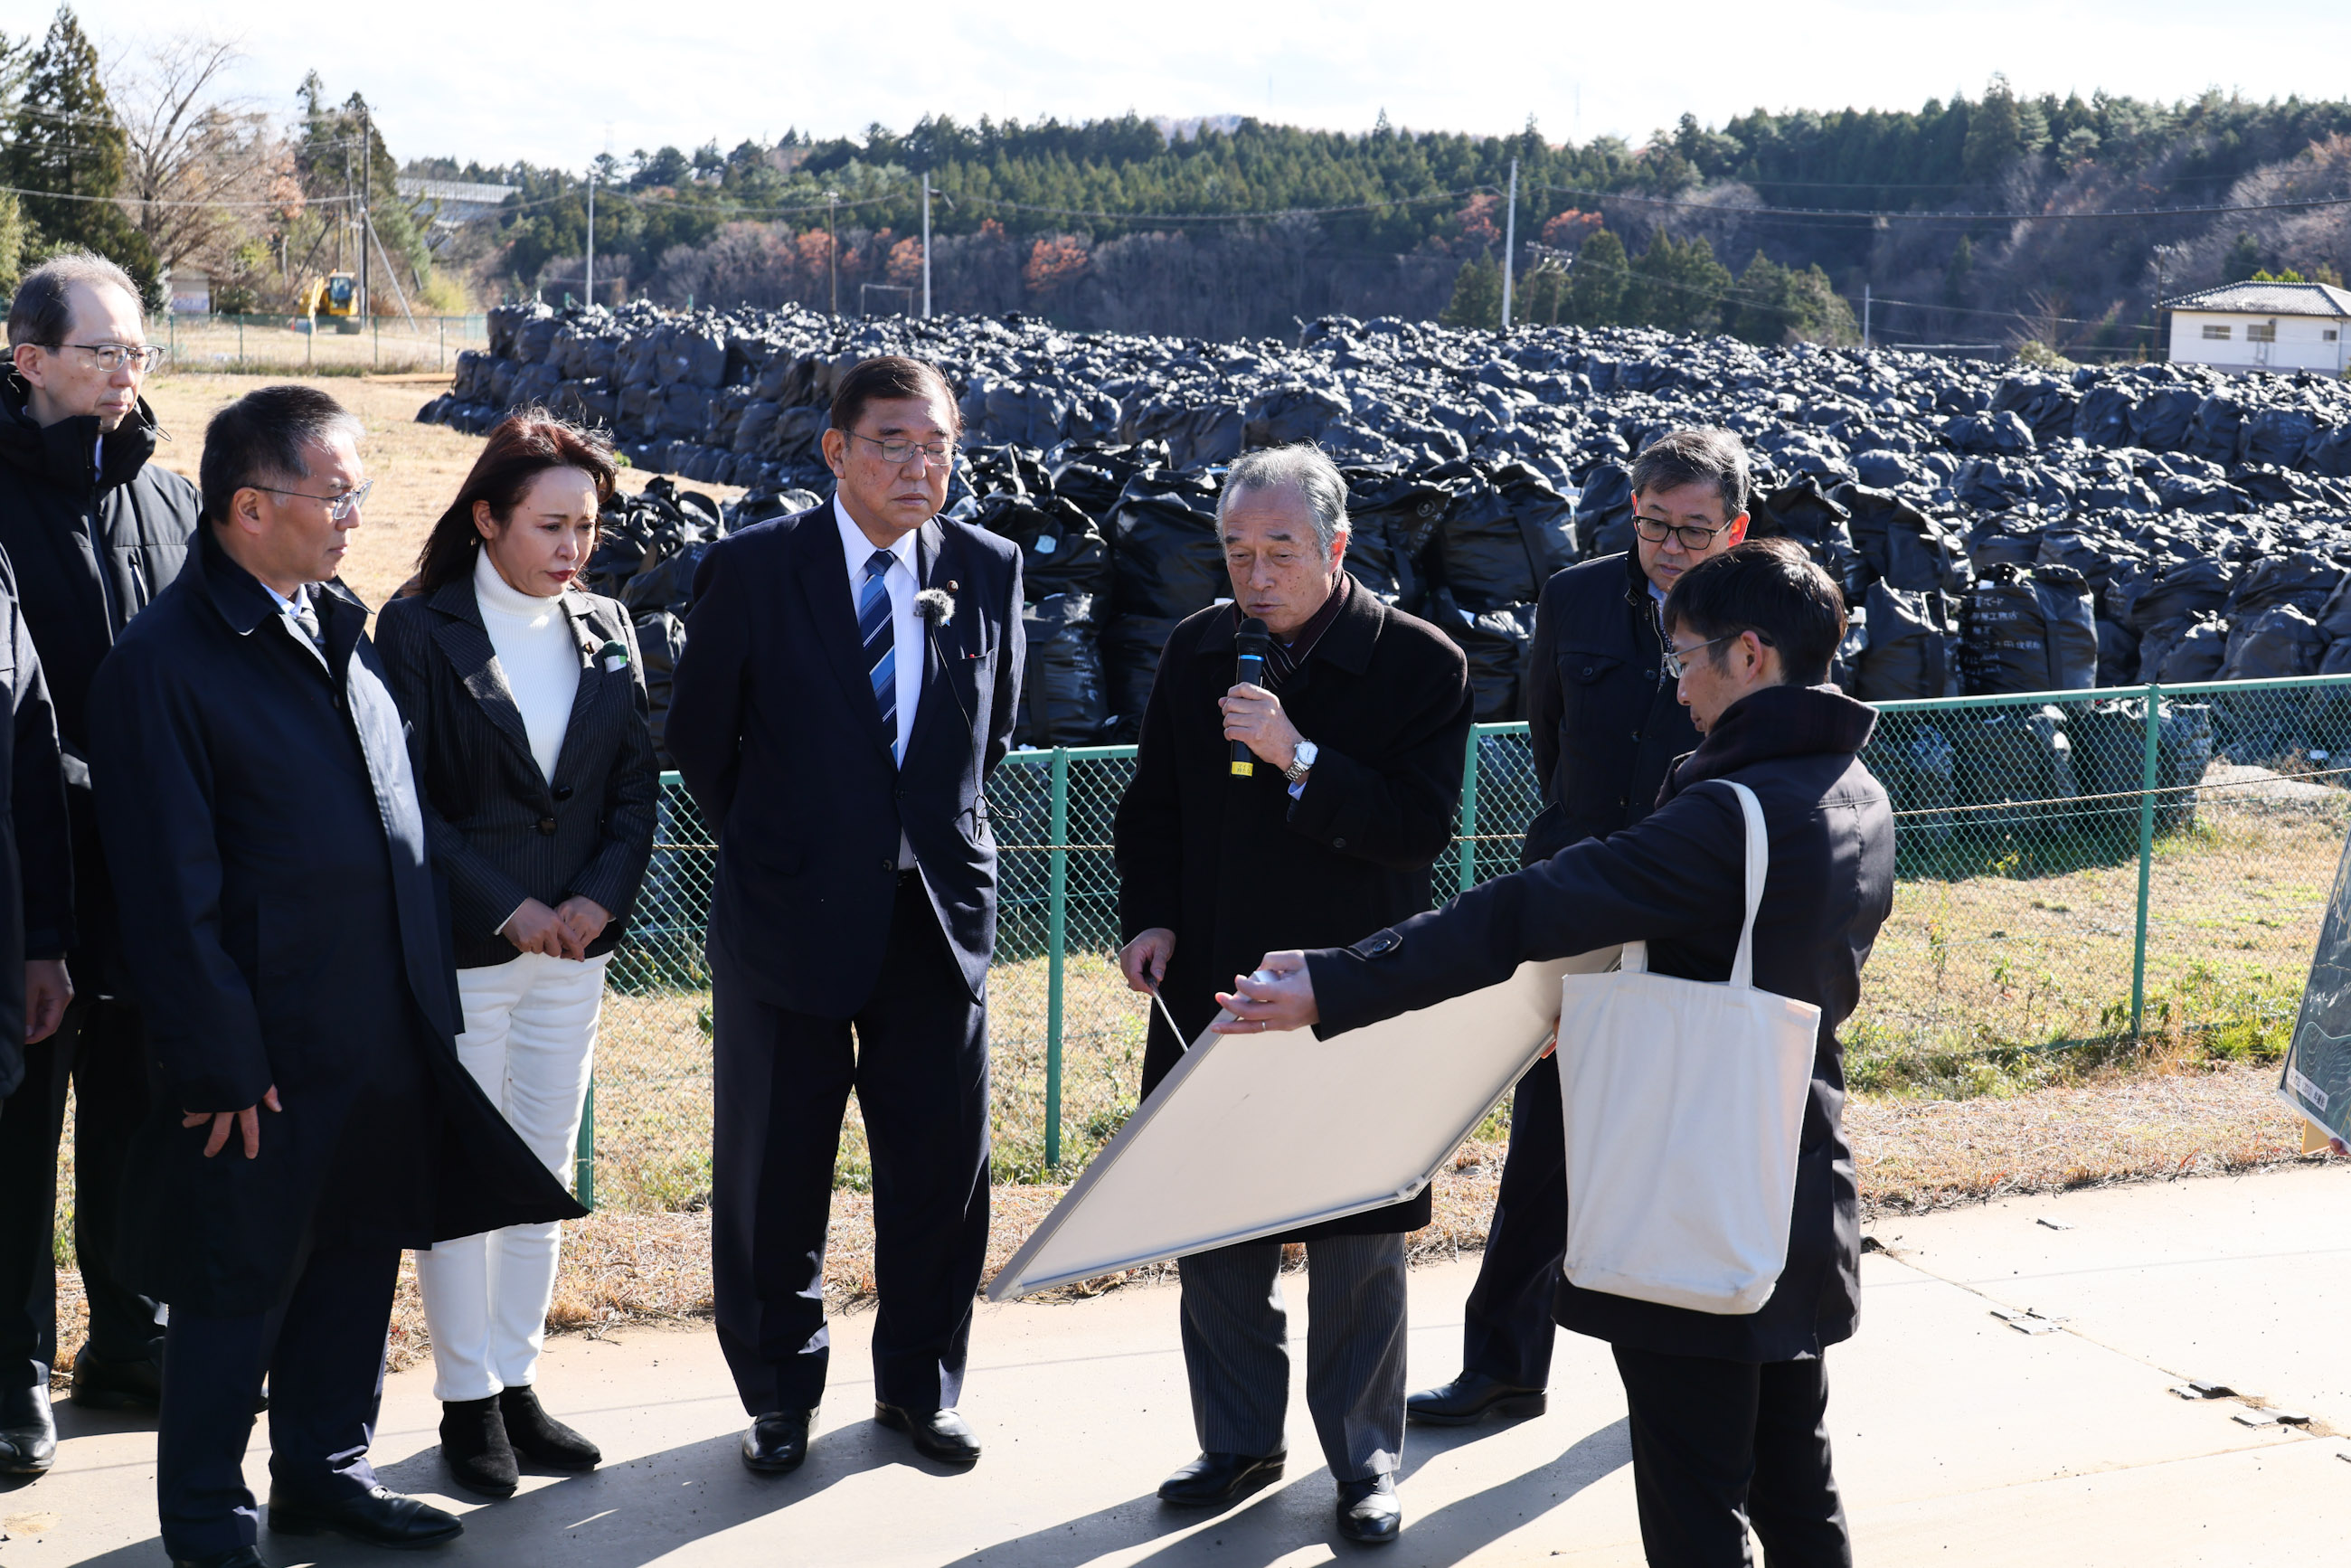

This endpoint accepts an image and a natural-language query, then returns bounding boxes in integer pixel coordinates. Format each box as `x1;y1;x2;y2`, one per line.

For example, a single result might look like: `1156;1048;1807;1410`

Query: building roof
2159;280;2351;318
396;177;518;204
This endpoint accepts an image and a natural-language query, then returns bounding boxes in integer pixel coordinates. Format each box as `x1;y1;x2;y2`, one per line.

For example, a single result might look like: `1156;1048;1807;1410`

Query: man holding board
1113;443;1471;1544
1218;541;1894;1568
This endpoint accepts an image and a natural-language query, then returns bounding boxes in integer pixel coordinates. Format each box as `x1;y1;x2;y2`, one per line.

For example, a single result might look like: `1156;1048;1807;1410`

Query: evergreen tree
1727;253;1857;345
1440;252;1502;330
1567;227;1628;326
1627;230;1732;335
2223;231;2264;282
3;5;156;298
1942;235;1975;306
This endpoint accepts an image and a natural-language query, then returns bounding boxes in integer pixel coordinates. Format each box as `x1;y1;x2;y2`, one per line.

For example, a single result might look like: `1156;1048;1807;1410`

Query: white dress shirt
836;497;924;868
260;580;325;666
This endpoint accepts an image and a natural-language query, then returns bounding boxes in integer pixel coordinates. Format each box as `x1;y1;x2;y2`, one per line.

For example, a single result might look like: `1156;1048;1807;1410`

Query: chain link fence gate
582;674;2351;1210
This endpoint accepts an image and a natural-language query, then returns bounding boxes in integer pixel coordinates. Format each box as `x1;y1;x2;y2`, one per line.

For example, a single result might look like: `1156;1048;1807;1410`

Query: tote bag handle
1617;780;1768;989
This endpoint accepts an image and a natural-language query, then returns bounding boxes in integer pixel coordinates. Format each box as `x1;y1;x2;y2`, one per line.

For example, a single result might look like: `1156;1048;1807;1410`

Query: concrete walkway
8;1164;2351;1566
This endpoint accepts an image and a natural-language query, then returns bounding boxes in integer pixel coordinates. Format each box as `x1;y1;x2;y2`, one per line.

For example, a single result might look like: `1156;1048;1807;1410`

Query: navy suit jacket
666;504;1024;1016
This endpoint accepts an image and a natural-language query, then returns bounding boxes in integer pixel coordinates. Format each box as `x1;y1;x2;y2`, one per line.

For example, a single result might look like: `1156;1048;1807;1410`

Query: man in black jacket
0;251;197;1446
0;545;75;1103
1218;540;1893;1568
1114;445;1472;1545
88;386;582;1568
667;356;1023;1475
1412;429;1752;1430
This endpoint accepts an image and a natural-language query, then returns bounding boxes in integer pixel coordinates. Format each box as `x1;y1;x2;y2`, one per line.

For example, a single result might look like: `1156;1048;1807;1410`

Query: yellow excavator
299;271;363;333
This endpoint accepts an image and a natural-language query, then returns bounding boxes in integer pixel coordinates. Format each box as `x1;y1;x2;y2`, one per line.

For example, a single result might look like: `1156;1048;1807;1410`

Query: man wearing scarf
1113;443;1473;1545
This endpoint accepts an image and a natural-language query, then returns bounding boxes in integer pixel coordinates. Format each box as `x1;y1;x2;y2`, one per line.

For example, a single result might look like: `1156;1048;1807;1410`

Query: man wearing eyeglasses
0;250;199;1466
1408;428;1751;1431
668;355;1024;1475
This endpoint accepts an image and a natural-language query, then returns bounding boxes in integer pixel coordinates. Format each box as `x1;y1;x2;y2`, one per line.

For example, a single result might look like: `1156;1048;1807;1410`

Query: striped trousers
1176;1233;1408;1482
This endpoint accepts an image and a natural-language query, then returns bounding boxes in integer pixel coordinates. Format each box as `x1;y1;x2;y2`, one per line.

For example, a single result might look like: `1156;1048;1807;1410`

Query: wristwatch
1284;740;1318;785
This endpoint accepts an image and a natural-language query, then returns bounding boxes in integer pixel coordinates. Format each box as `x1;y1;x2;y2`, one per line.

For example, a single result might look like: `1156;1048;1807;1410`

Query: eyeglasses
1634;515;1734;552
250;477;374;522
1662;628;1771;680
852;432;955;468
51;343;167;374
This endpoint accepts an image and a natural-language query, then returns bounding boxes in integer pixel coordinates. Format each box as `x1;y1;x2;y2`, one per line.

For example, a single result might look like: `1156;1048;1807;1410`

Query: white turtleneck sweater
474;547;580;783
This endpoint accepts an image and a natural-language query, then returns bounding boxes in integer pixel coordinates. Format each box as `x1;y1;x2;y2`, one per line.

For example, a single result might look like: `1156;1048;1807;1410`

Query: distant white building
395;177;520;250
165;264;210;314
2160;280;2350;374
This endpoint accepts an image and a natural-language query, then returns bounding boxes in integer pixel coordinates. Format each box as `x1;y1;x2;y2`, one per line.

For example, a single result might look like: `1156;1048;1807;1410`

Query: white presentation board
987;949;1618;1300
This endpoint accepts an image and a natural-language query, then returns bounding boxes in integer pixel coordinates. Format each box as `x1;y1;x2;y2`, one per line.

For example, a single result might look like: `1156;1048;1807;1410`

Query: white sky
58;0;2351;174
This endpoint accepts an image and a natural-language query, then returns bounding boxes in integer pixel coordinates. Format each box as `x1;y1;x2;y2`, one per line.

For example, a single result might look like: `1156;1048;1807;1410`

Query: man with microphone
1113;444;1471;1544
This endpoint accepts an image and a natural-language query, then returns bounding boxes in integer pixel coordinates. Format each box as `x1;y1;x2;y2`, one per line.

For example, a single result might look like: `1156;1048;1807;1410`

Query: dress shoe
501;1384;600;1470
741;1410;813;1474
0;1383;55;1474
1405;1370;1547;1426
170;1548;264;1568
267;1485;464;1548
439;1395;518;1497
71;1342;163;1410
1157;1450;1286;1507
874;1402;981;1464
1336;1473;1402;1544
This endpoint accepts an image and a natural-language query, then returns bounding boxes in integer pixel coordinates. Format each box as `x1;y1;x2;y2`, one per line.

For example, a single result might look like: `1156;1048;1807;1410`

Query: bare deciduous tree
110;34;293;279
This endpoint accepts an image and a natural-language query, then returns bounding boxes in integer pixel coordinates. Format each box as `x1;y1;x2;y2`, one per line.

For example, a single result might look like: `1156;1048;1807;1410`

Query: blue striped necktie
859;548;897;739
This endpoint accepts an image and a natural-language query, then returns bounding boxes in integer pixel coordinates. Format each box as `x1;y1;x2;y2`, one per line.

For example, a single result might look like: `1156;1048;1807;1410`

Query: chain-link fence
150;312;489;374
583;674;2351;1210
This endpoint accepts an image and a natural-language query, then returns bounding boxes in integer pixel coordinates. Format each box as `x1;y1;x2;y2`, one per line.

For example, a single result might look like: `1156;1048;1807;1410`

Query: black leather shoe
170;1548;264;1568
741;1410;813;1474
1405;1370;1547;1426
439;1395;518;1497
1157;1450;1286;1507
501;1385;600;1470
71;1343;163;1410
267;1485;464;1548
874;1403;981;1464
0;1383;55;1474
1336;1473;1402;1544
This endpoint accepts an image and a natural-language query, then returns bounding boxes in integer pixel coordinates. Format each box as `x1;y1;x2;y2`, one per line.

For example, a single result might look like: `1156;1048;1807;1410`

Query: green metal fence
581;674;2351;1210
153;311;490;373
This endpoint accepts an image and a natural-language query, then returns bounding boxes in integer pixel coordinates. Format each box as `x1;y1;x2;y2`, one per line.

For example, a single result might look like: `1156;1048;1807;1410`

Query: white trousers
412;950;608;1403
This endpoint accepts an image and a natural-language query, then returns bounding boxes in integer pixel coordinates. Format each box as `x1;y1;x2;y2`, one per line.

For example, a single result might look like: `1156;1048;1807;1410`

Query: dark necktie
858;549;897;739
291;595;325;652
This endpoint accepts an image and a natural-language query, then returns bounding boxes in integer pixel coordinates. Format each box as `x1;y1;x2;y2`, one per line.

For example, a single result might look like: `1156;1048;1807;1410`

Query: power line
0;182;354;210
947;187;1484;223
1543;180;2351;224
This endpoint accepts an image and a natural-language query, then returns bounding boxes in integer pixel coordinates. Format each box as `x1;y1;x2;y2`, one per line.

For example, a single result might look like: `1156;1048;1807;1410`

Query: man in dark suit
86;386;583;1568
1410;429;1751;1431
667;355;1023;1475
1113;444;1472;1544
0;251;197;1451
0;543;75;1105
1219;540;1894;1568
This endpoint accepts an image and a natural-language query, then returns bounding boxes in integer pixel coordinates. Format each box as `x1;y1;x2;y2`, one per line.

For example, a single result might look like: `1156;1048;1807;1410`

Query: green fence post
573;1076;596;1210
2130;682;2162;1040
1457;731;1482;893
1045;748;1070;1169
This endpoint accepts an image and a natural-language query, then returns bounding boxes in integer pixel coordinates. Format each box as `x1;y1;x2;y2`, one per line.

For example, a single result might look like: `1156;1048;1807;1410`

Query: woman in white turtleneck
375;412;657;1502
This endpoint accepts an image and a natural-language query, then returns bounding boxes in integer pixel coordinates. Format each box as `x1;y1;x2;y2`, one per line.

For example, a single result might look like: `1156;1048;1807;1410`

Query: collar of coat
0;372;160;495
1659;682;1878;803
1189;570;1378;677
420;562;605;642
191;523;368;643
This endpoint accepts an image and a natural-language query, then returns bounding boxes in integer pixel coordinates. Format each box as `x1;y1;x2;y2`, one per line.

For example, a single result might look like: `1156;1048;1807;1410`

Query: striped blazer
376;573;659;970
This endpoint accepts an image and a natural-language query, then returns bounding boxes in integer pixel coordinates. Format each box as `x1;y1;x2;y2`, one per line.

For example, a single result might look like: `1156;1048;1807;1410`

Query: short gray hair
1217;444;1350;555
7;250;143;350
1629;427;1751;520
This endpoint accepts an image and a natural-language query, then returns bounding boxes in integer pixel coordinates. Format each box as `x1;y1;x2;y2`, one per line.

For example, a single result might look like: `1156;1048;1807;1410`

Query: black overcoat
86;530;584;1317
1115;580;1473;1237
1307;683;1894;1356
0;544;73;1095
665;504;1024;1016
375;576;659;971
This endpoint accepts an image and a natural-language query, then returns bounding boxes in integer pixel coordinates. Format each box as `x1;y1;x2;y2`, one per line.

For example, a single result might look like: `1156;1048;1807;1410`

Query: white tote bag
1556;780;1823;1316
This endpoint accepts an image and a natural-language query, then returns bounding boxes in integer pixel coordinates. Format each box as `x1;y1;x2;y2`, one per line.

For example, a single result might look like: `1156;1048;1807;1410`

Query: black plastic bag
2224;549;2343;619
1962;563;2098;694
1574;461;1634;559
1110;470;1226;621
2220;603;2326;681
634;610;685;768
1428;590;1540;721
1019;594;1109;746
1853;582;1962;701
2128;558;2233;633
1101;614;1186;742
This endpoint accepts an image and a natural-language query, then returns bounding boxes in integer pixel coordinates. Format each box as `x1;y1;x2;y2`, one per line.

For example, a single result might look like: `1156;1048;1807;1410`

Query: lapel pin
597;638;630;673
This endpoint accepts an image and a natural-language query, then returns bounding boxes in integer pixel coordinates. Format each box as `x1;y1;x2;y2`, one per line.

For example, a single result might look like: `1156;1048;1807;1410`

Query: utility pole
1863;284;1871;352
921;172;932;318
358;110;371;321
1501;158;1518;330
585;161;596;307
826;190;839;317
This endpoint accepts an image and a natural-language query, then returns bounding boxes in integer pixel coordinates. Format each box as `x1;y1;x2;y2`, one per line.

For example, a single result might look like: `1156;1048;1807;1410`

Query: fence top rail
1873;673;2351;713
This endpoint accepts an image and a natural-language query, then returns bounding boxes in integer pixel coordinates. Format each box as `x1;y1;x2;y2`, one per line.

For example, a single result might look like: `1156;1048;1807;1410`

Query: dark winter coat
375;576;659;972
86;530;583;1317
1521;549;1698;865
0;545;73;1096
1115;578;1473;1237
0;378;197;987
1306;683;1894;1356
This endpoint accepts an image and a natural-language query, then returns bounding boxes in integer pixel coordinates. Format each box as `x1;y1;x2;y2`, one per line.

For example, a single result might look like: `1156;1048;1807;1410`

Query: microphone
1231;616;1270;778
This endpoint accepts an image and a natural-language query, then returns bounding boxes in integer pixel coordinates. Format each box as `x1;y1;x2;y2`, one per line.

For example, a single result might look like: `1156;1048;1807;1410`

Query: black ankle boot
499;1385;601;1470
439;1395;518;1497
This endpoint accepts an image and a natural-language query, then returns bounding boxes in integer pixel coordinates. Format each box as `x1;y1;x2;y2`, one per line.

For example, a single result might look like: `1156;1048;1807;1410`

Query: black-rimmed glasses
1634;515;1735;552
